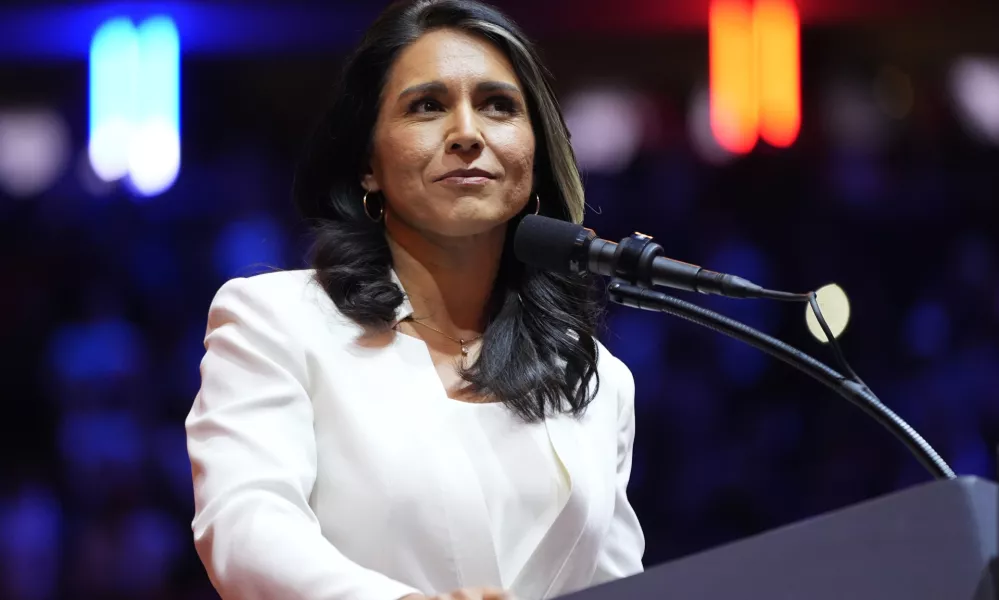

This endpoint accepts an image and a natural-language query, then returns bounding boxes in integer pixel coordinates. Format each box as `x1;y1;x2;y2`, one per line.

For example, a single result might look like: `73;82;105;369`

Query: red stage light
756;0;801;148
709;0;800;153
709;0;758;154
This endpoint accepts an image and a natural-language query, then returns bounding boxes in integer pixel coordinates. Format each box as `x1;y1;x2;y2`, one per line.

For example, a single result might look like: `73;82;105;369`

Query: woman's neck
386;218;506;336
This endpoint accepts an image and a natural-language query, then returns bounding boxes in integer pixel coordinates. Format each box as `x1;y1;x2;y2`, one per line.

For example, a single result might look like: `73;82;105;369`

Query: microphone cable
756;287;869;391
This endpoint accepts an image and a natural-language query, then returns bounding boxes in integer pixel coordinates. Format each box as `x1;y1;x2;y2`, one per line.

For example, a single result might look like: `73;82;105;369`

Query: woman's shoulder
594;339;636;403
206;269;350;331
210;269;321;308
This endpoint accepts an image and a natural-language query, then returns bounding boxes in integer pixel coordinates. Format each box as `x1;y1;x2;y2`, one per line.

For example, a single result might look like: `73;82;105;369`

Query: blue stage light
88;17;139;182
129;16;180;197
88;15;180;197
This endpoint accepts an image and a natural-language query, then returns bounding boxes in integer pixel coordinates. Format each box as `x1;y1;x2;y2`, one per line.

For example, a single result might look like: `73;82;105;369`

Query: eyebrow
397;80;523;99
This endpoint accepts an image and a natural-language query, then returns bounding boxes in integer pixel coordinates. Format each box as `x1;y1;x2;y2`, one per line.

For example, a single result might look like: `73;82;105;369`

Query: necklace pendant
460;341;469;357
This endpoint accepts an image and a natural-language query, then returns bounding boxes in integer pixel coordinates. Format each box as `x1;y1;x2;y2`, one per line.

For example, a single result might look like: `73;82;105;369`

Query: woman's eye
410;98;443;113
486;96;517;113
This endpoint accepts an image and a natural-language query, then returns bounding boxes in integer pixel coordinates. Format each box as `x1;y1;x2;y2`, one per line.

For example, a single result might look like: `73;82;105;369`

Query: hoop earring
532;193;540;215
362;190;384;222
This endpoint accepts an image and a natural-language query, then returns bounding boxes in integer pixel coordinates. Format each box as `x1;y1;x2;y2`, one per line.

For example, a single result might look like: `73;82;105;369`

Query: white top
447;401;570;587
185;269;645;600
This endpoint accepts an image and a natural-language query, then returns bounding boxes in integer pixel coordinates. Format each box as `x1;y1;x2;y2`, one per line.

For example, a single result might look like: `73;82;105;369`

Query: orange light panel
709;0;758;154
755;0;801;147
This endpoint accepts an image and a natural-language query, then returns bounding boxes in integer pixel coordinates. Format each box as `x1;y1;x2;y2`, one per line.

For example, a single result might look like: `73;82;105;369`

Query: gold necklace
404;317;482;357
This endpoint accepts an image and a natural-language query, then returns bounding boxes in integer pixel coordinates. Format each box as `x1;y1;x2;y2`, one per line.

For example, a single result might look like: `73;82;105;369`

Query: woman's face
364;28;536;239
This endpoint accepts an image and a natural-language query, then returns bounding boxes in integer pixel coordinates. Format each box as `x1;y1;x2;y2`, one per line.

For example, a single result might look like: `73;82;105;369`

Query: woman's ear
361;172;381;193
361;159;381;193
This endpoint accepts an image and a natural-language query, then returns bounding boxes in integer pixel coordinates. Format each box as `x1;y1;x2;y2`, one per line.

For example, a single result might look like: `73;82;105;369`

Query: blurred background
1;0;998;598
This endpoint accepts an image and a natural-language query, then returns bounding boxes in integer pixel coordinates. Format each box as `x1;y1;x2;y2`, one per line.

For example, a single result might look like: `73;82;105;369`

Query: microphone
513;214;767;298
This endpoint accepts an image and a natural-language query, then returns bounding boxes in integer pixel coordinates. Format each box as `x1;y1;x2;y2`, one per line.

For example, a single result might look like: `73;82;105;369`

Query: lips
435;168;496;181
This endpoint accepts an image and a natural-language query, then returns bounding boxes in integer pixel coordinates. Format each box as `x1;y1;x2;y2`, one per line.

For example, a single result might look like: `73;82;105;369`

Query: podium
562;476;997;599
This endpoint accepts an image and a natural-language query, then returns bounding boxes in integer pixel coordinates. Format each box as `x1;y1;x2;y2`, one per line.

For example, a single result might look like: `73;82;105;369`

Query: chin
432;217;511;239
435;199;519;237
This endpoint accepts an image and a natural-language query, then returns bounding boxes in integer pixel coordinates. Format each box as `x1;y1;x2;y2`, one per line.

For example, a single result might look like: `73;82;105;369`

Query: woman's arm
590;357;646;585
186;277;422;600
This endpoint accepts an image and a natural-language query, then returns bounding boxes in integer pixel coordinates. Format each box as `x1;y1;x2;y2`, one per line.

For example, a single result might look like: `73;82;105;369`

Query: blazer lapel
511;412;599;599
429;410;504;589
388;269;599;597
387;268;503;590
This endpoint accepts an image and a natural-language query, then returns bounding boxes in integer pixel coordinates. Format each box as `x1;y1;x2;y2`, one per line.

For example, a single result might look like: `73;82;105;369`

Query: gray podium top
561;476;997;600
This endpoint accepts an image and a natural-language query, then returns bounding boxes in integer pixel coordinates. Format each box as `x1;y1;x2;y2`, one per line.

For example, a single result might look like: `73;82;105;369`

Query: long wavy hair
293;0;601;422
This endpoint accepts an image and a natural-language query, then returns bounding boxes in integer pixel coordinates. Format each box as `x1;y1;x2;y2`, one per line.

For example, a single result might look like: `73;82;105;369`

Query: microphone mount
612;232;662;287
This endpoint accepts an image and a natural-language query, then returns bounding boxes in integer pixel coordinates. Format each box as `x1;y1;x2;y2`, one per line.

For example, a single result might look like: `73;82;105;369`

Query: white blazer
186;269;645;600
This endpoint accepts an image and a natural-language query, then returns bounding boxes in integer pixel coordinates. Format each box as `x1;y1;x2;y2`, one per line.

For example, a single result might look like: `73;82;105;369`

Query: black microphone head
514;214;592;274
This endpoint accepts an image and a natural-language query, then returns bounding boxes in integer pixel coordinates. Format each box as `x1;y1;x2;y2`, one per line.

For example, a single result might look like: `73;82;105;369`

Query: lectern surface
560;477;997;600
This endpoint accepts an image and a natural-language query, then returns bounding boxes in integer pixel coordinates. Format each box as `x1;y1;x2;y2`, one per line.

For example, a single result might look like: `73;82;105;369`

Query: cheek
493;125;536;184
375;127;438;185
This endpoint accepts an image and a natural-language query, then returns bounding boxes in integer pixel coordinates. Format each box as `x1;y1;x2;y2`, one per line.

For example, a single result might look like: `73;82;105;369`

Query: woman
185;1;645;599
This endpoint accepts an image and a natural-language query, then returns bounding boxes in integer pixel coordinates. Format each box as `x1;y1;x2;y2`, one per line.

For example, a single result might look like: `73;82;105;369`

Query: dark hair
293;0;600;422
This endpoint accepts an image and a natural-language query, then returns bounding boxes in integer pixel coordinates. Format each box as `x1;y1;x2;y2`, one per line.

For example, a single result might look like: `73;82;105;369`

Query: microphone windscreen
513;215;586;274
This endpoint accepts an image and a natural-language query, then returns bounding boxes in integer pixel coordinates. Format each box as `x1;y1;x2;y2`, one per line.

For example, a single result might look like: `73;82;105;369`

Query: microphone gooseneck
608;281;955;480
513;214;956;481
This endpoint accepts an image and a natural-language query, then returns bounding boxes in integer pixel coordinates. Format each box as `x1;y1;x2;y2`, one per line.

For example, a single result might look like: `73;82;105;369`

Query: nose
445;103;484;155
